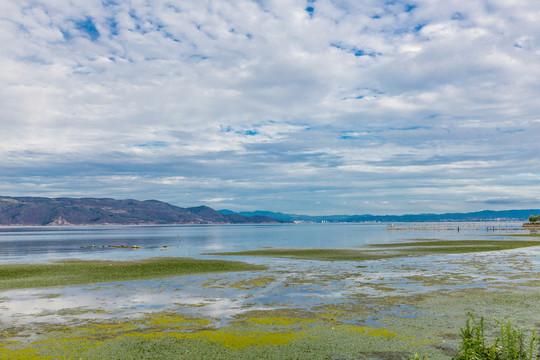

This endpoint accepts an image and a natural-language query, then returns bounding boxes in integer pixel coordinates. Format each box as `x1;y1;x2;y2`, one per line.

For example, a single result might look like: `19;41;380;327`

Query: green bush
452;313;501;360
407;313;540;360
495;319;537;360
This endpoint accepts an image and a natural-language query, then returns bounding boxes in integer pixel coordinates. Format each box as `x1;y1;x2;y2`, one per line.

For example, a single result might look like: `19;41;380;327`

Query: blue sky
1;0;540;215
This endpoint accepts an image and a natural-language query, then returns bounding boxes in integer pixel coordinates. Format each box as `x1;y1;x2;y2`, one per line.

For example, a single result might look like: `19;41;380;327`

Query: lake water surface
0;222;526;263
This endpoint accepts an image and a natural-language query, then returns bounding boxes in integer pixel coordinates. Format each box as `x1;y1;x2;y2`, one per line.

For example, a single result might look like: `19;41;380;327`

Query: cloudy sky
1;0;540;215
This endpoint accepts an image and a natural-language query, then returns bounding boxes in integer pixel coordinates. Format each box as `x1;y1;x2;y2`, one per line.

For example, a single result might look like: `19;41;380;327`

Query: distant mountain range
218;209;540;223
0;197;282;226
1;196;536;226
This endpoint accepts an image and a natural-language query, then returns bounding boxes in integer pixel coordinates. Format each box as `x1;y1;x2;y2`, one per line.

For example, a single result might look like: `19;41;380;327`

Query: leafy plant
495;319;538;360
453;313;499;360
408;314;540;360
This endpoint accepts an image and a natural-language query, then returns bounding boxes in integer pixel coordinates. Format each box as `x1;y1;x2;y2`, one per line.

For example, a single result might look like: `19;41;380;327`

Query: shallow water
0;222;537;327
0;222;526;263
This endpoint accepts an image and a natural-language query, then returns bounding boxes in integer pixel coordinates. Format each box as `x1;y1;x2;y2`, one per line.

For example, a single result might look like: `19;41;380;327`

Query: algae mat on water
0;257;266;290
0;307;428;360
208;239;540;261
5;287;540;360
2;249;540;359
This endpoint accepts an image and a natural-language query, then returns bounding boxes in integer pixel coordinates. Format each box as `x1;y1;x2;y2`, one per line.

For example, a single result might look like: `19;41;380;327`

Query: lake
0;222;525;263
1;222;539;358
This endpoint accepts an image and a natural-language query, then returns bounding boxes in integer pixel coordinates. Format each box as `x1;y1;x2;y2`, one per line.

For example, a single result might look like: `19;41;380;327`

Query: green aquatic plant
452;313;499;360
209;240;540;262
0;312;423;360
495;319;538;360
0;257;266;290
406;354;430;360
207;248;396;261
407;314;540;360
451;313;540;360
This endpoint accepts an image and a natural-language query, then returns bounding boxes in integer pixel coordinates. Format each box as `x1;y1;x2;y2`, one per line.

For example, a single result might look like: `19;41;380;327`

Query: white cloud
201;197;234;203
1;0;540;214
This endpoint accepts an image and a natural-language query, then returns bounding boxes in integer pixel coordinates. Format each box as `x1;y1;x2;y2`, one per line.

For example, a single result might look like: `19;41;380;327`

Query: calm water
0;222;525;263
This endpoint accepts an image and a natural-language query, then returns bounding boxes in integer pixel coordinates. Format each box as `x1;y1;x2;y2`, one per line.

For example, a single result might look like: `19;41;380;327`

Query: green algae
335;324;397;338
370;239;540;254
0;291;442;359
1;285;472;359
501;233;540;237
0;341;50;360
173;302;206;308
403;274;479;287
0;311;419;360
4;286;540;360
36;308;110;317
208;239;540;261
3;237;540;359
244;316;315;327
141;312;213;329
0;257;266;290
229;276;276;289
207;248;397;261
202;276;277;290
35;293;61;299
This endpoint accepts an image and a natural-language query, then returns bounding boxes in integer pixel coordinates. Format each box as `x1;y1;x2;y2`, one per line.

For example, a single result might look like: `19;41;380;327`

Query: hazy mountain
1;195;534;226
218;209;540;223
0;197;283;226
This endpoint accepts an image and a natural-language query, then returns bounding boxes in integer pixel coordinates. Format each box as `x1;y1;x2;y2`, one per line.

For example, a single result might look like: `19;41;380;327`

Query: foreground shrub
407;313;540;360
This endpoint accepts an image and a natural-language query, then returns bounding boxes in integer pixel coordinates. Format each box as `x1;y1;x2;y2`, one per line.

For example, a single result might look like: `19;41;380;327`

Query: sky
1;0;540;215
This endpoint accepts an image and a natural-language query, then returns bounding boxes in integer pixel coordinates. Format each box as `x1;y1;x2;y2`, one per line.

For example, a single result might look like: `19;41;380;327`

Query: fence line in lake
387;223;524;231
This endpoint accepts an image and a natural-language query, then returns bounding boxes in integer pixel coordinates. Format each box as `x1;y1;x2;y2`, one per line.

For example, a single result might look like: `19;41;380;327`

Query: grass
208;240;540;261
0;257;266;290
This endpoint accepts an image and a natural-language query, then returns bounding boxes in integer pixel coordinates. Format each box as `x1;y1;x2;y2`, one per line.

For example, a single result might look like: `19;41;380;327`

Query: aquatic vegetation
406;354;430;360
244;316;315;327
173;302;206;308
0;341;48;360
207;248;397;261
504;233;540;238
142;312;212;329
403;274;479;288
371;240;540;255
335;324;396;338
229;276;276;289
209;240;540;261
36;293;61;299
202;276;277;290
36;307;110;317
3;301;538;360
0;258;266;290
184;328;302;349
3;227;540;359
0;305;443;359
451;313;540;360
